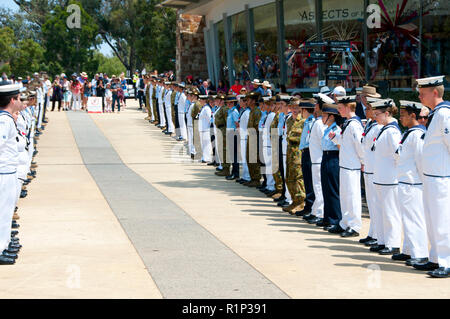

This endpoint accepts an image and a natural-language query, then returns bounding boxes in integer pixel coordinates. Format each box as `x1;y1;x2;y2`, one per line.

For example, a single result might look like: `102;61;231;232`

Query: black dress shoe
307;216;321;224
323;225;334;231
265;190;278;197
226;174;238;180
0;256;15;265
405;258;428;267
369;244;385;252
340;228;359;237
276;200;287;207
256;185;266;190
190;154;195;160
316;220;329;227
8;243;21;250
201;160;208;163
12;221;19;229
280;201;291;208
20;190;27;198
365;239;378;247
274;196;286;202
4;247;19;254
379;247;400;255
391;253;411;261
11;230;19;236
302;213;313;220
295;209;311;217
328;224;345;234
207;162;216;166
413;261;439;271
427;267;450;278
2;251;17;259
359;236;374;244
215;167;223;172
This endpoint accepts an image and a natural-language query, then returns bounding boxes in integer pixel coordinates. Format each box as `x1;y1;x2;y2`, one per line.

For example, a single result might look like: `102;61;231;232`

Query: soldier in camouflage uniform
270;100;283;196
151;77;159;125
214;94;230;176
245;92;262;187
144;76;152;121
284;99;306;214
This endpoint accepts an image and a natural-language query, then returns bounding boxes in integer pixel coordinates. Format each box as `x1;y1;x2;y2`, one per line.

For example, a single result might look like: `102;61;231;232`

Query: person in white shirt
0;83;24;265
157;82;166;129
329;96;364;236
198;95;213;163
393;100;429;267
177;84;188;141
370;99;402;256
414;75;450;278
304;93;333;225
163;82;175;135
237;96;251;183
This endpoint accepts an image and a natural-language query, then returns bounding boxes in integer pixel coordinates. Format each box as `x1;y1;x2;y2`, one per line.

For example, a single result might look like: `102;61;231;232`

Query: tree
41;0;99;76
10;39;45;77
0;27;16;74
93;52;126;77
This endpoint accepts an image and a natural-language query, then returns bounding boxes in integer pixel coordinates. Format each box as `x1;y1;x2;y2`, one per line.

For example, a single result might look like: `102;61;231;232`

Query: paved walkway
2;101;449;298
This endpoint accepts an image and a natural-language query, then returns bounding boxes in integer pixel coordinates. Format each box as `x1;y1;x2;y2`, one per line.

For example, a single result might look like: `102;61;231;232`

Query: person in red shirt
231;79;243;95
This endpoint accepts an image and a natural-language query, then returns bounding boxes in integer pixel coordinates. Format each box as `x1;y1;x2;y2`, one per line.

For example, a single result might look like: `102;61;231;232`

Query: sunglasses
417;116;428;120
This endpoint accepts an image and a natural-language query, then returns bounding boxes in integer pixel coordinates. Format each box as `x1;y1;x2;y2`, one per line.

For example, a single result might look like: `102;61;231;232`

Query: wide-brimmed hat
251;79;262;86
80;72;88;77
262;81;271;88
322;103;340;115
246;91;261;100
225;95;238;102
299;98;317;109
361;85;381;98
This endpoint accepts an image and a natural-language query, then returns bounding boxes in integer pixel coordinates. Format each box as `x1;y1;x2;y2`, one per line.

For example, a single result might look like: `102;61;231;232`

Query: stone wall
176;13;209;83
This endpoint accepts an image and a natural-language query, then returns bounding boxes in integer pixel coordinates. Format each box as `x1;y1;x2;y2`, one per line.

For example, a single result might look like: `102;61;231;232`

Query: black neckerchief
371;121;401;151
400;125;426;145
426;101;450;129
341;116;363;135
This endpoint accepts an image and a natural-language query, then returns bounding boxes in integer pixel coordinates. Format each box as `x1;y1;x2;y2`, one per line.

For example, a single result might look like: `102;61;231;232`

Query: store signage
305;41;328;47
309;52;328;58
327;75;349;80
328;41;351;47
306;58;328;64
328;69;351;75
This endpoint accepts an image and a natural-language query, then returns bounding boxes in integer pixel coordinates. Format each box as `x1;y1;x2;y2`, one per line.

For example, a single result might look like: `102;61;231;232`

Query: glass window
231;11;250;85
284;0;317;89
322;0;365;90
253;2;280;88
367;0;421;88
421;1;450;85
217;20;229;85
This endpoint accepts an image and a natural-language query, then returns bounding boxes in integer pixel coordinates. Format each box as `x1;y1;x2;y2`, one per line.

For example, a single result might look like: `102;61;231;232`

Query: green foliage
0;27;16;64
41;0;99;75
10;39;45;77
93;52;126;78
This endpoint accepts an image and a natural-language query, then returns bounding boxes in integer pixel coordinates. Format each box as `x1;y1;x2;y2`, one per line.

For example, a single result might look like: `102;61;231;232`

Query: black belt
302;148;310;152
323;150;339;155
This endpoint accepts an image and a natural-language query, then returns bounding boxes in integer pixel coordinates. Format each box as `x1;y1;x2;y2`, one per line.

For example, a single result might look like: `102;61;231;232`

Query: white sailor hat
262;96;271;102
178;82;186;88
370;98;395;109
336;95;356;104
319;86;331;95
199;95;209;100
164;81;171;85
416;75;445;88
399;100;423;111
0;83;23;97
367;97;382;103
314;93;335;105
332;86;346;97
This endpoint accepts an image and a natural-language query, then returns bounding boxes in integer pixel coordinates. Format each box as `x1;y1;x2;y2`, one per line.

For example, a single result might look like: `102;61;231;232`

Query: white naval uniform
157;86;166;127
239;108;251;181
333;117;364;232
372;121;402;249
199;104;212;162
309;116;326;218
212;105;222;167
422;101;450;267
282;113;292;204
262;112;276;191
177;92;188;140
164;89;175;133
186;101;196;155
394;125;428;259
361;120;382;239
0;111;19;252
36;87;44;129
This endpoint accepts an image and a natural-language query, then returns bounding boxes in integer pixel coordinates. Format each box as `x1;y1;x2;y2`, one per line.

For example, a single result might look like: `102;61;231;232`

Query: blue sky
1;0;113;56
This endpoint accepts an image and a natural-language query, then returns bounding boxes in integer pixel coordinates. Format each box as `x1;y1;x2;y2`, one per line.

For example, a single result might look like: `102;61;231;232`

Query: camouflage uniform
152;84;159;124
285;114;306;211
191;100;202;153
271;112;283;194
145;82;152;119
247;106;262;183
214;105;229;175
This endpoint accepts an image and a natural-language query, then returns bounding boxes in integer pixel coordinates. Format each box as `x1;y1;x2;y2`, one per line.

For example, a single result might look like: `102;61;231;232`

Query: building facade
164;0;449;92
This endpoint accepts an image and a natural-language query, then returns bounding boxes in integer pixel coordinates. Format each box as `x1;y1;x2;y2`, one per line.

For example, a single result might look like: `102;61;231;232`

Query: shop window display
231;12;250;83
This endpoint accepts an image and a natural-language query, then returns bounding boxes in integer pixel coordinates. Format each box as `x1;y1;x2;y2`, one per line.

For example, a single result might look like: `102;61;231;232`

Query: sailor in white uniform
370;99;403;256
157;81;166;129
328;96;364;236
238;97;251;183
393;100;429;266
198;95;213;163
304;93;333;224
359;97;382;247
177;84;188;141
414;75;450;278
0;83;24;265
163;82;175;135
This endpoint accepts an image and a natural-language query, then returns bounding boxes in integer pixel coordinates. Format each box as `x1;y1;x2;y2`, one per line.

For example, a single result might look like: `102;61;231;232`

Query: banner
87;97;103;113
